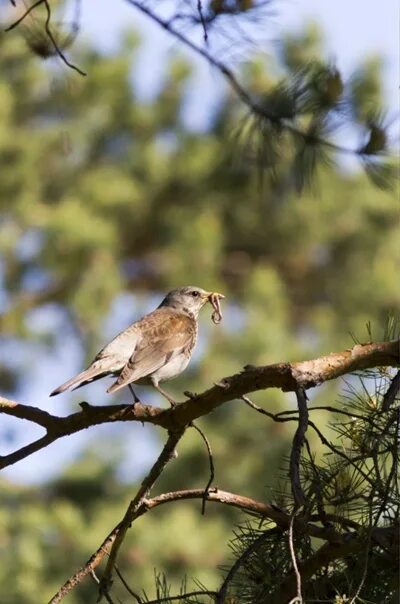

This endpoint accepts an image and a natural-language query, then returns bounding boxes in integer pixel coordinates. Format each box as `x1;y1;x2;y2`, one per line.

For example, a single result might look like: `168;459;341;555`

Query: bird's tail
49;367;106;397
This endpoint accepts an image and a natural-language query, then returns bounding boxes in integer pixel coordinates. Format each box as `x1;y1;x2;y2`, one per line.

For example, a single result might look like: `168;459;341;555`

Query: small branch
144;488;345;543
382;370;400;411
48;531;120;604
304;438;328;527
42;0;86;75
307;419;382;493
124;0;367;159
197;0;208;42
114;565;142;603
0;397;58;428
269;526;396;603
49;431;184;604
289;389;309;508
144;590;218;604
98;429;185;601
5;0;86;75
49;484;349;604
217;528;281;604
242;394;294;422
190;422;215;514
5;0;45;31
288;512;302;604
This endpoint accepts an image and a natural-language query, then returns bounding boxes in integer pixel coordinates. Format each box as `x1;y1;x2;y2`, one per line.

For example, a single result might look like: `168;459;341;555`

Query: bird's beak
206;291;225;301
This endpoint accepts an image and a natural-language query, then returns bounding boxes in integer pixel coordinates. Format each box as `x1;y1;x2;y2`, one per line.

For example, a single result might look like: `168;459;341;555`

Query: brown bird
50;286;224;406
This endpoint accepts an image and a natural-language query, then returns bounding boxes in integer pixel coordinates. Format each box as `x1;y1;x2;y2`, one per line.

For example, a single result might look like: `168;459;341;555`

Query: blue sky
1;0;399;485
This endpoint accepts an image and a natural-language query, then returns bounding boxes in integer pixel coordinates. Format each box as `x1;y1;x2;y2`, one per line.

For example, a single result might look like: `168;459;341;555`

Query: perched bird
50;286;224;406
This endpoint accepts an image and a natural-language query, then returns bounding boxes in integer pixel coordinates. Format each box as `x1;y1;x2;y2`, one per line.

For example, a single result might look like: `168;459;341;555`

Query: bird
50;286;224;406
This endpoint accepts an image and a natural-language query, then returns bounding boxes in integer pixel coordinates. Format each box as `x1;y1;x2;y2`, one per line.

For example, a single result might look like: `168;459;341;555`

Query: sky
78;0;399;132
1;0;399;485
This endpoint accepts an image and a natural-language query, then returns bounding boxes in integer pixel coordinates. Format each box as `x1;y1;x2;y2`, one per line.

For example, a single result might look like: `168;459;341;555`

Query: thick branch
1;339;398;469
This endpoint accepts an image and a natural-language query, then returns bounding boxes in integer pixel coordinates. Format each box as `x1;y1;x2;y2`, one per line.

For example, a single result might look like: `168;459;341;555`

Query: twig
42;0;86;75
98;429;185;601
5;0;45;31
307;419;383;493
124;0;364;158
242;394;293;422
288;512;302;604
144;590;218;604
48;530;122;604
5;0;86;75
382;370;400;411
289;389;309;508
348;513;373;604
91;570;118;604
114;565;142;603
268;528;392;604
49;484;349;604
191;422;215;514
304;438;328;527
197;0;208;42
217;528;281;603
144;488;345;541
48;429;185;604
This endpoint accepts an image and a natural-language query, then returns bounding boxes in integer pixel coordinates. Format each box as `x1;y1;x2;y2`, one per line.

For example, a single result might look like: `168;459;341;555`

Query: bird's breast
151;351;192;383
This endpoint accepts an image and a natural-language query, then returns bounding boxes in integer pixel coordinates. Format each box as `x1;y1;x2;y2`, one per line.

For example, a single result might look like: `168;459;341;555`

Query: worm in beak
208;292;225;324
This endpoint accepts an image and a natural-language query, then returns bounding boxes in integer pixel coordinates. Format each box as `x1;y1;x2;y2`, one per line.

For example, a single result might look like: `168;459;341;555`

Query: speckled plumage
50;286;222;406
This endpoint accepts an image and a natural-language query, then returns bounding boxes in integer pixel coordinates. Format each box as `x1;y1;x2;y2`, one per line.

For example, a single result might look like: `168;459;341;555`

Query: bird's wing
50;321;142;397
107;310;196;393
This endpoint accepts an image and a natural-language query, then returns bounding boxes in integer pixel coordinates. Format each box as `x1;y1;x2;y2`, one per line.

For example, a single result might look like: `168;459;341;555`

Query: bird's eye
190;290;200;297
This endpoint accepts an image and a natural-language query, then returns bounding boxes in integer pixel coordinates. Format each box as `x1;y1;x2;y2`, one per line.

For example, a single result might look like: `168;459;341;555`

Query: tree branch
50;482;354;604
190;422;215;515
269;526;398;603
289;389;309;508
144;488;356;541
124;0;369;159
49;429;185;604
5;0;86;75
1;339;398;470
382;370;400;411
98;429;185;601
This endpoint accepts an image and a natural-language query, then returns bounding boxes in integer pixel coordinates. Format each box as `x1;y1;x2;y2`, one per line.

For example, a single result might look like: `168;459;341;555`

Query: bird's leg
152;381;178;408
128;384;141;405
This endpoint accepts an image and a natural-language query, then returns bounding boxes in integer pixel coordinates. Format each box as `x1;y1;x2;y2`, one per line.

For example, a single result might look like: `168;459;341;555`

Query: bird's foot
152;383;179;407
128;385;141;407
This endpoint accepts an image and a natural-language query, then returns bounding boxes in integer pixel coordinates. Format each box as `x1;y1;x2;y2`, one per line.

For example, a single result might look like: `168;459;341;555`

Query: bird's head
160;286;224;319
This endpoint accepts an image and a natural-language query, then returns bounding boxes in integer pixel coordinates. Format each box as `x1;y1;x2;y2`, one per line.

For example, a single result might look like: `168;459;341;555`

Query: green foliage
241;28;395;191
219;368;399;603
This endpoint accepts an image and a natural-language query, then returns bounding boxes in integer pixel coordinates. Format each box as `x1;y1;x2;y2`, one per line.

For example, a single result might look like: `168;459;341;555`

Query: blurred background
0;0;398;601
